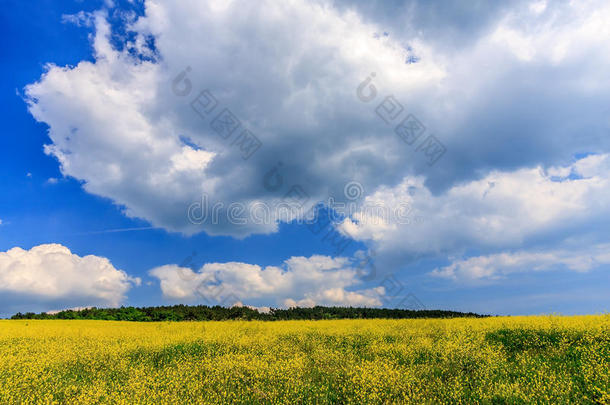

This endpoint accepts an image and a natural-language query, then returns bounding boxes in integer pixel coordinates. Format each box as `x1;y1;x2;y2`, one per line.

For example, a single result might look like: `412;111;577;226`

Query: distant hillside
11;305;488;321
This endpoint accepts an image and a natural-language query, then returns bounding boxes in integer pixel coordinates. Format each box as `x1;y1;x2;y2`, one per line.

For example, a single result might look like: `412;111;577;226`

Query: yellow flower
0;315;608;404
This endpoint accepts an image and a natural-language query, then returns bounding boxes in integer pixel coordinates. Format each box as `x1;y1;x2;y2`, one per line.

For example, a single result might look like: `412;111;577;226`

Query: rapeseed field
1;316;608;404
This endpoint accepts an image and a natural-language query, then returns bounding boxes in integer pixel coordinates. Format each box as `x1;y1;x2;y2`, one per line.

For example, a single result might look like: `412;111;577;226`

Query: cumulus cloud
149;255;383;308
341;154;610;265
0;244;140;314
24;0;610;242
430;243;610;283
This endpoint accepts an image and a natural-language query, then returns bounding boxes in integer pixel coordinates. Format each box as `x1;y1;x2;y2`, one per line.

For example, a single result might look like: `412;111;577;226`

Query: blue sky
1;0;609;317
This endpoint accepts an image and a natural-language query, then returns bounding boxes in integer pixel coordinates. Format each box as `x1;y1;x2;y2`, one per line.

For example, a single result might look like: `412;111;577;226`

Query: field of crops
1;316;608;404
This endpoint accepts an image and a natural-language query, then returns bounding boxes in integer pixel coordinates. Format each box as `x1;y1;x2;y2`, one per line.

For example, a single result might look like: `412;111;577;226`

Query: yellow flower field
1;316;609;404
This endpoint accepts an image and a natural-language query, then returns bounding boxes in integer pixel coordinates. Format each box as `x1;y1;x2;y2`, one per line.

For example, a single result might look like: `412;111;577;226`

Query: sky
1;0;609;318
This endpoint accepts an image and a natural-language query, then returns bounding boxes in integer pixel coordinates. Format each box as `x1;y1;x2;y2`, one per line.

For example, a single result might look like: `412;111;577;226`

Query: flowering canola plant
0;316;608;404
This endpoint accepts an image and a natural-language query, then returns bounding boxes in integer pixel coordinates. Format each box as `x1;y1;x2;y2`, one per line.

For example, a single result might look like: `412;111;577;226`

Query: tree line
11;305;487;321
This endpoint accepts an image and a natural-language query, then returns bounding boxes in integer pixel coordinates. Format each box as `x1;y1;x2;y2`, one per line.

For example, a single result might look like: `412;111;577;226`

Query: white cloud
149;255;382;307
26;0;610;235
430;243;610;283
26;2;430;237
529;0;547;15
23;0;610;247
0;244;140;312
341;154;610;260
61;11;95;27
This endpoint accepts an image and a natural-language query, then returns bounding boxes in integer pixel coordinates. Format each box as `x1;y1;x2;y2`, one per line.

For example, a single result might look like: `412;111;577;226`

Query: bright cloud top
149;255;383;308
0;244;140;310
